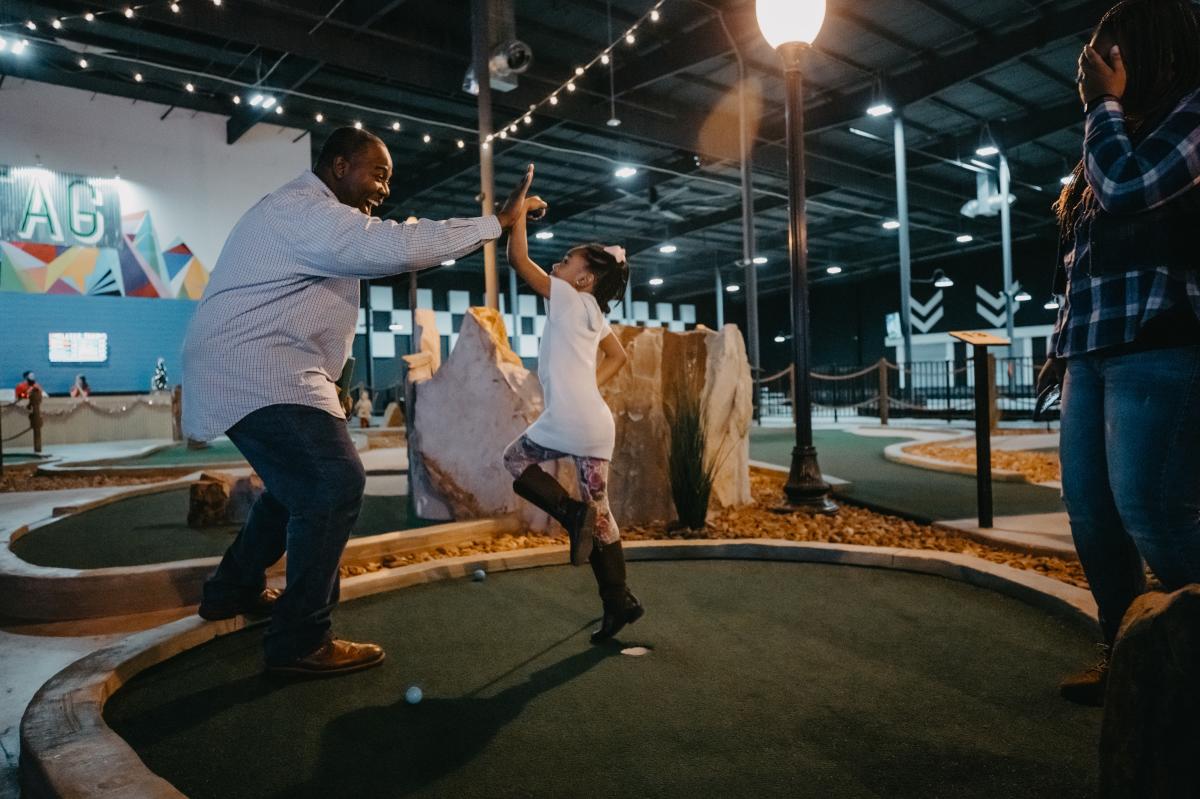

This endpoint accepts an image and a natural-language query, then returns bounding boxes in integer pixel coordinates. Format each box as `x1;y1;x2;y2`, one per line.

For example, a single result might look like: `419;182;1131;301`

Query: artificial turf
750;428;1066;521
10;487;429;568
105;560;1101;799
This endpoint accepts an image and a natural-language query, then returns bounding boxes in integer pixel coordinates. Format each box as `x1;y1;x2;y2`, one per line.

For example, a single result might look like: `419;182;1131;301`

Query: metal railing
758;356;1041;423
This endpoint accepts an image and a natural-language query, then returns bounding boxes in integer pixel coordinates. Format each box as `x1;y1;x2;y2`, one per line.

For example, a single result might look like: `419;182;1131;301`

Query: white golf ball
405;685;423;704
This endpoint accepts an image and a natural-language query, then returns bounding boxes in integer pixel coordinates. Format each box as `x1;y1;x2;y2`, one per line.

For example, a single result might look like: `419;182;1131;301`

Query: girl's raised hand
524;195;549;221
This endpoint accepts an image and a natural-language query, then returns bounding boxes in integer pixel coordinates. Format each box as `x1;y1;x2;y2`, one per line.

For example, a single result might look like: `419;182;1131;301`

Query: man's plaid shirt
1052;87;1200;358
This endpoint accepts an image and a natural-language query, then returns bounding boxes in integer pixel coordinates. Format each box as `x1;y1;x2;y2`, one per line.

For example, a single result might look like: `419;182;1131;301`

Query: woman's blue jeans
1060;346;1200;643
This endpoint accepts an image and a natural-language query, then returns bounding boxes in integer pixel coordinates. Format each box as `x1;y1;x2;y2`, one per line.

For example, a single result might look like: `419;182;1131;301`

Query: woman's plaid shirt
1052;88;1200;357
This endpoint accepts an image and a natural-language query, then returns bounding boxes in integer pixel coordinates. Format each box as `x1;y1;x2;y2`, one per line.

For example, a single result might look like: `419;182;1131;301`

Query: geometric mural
0;210;207;300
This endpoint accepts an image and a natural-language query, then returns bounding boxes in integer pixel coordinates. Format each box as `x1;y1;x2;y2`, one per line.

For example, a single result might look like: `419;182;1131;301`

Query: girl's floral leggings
502;435;620;545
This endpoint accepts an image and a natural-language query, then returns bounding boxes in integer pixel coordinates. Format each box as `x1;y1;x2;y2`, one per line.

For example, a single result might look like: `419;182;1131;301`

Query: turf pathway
751;428;1065;522
106;560;1101;799
10;488;428;569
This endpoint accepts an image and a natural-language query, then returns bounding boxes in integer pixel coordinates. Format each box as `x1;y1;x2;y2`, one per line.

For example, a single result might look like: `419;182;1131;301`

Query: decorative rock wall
187;471;264;528
409;308;753;530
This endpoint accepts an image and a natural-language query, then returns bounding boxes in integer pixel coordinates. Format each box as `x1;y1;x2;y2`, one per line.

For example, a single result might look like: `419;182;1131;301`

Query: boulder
382;401;405;428
187;471;264;528
1100;584;1200;798
410;308;753;529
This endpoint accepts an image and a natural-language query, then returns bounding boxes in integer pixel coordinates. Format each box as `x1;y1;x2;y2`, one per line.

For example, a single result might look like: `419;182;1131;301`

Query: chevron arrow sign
975;283;1021;328
910;290;944;334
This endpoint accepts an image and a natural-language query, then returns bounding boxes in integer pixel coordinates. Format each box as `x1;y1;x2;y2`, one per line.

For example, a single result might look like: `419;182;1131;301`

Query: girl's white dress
523;276;616;461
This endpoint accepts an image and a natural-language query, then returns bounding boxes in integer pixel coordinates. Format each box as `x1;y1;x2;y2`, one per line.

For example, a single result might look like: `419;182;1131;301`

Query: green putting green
111;440;249;466
105;560;1100;799
10;487;430;569
751;428;1065;521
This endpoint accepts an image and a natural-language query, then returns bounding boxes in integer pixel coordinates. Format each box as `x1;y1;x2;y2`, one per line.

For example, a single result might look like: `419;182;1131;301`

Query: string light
422;133;431;143
124;7;134;18
51;19;63;29
134;72;144;82
391;121;401;131
456;139;465;148
25;20;37;31
78;58;89;68
315;112;323;122
275;105;283;114
354;121;362;129
231;94;240;103
185;82;195;92
488;0;663;140
171;2;181;13
85;12;95;22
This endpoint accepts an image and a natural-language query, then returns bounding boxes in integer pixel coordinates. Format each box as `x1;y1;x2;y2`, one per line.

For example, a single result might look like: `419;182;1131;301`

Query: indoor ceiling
0;0;1115;302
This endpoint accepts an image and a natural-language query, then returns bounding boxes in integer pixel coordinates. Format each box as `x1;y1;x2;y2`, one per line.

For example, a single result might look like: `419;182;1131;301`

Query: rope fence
757;356;1042;424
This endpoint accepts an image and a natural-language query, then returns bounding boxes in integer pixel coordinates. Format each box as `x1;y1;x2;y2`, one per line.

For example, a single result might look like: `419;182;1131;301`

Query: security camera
491;40;533;77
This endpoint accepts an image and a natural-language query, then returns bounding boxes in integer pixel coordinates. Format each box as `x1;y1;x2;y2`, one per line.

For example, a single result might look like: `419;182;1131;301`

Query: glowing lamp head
756;0;826;48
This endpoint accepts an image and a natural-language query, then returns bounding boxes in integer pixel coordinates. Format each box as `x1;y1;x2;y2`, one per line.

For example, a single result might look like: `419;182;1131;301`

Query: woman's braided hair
1054;0;1200;236
573;243;631;313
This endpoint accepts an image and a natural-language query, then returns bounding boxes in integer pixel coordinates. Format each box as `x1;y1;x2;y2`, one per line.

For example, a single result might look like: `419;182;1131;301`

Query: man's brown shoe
198;587;282;621
267;639;386;677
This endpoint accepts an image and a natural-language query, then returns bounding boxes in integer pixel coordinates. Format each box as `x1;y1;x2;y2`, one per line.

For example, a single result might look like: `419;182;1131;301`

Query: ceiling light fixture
752;256;768;265
882;219;901;230
614;166;638;179
659;244;677;254
649;277;664;286
534;231;555;240
956;234;974;243
725;283;741;293
826;265;843;275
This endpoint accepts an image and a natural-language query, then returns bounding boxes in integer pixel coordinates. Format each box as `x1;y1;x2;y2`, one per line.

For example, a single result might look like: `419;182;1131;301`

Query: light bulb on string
524;115;532;125
232;94;240;103
315;112;323;122
354;121;362;129
456;139;465;149
124;7;134;18
134;72;144;82
78;58;89;69
651;8;660;21
509;124;517;133
566;81;576;92
575;66;585;76
85;12;95;22
422;133;432;143
51;19;63;29
171;2;180;12
625;31;636;45
25;20;36;31
549;95;559;106
600;53;610;65
275;105;283;114
392;121;401;131
185;82;195;92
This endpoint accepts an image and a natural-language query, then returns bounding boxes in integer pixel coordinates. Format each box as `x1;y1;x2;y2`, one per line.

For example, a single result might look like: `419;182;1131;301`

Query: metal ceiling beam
773;0;1110;139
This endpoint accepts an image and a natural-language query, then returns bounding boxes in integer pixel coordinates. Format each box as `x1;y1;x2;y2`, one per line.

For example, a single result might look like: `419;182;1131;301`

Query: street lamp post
757;0;836;513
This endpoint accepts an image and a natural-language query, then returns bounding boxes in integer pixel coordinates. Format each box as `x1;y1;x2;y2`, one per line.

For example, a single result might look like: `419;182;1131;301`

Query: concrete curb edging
884;437;1029;483
0;516;521;621
19;539;1099;799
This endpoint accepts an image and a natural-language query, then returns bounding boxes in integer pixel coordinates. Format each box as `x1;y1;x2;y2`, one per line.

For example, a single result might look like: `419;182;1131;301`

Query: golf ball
405;685;423;704
472;569;487;582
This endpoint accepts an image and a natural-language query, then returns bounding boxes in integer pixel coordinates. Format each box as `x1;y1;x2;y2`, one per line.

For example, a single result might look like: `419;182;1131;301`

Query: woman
70;374;91;398
1040;0;1200;706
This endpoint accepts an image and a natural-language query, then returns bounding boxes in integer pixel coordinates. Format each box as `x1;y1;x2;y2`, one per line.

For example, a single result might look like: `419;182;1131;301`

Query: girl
502;191;643;644
1040;0;1200;705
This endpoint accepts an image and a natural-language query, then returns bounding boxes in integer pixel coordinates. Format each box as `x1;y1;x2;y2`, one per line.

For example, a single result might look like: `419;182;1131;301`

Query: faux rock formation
187;471;264;528
410;307;753;529
382;402;405;428
1100;584;1200;798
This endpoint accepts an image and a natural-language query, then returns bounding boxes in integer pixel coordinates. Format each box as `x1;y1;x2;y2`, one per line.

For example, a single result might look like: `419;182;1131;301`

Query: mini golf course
104;560;1101;799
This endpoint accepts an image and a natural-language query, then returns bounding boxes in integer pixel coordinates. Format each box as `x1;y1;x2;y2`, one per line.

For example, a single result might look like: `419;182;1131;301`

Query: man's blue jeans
202;404;365;665
1060;346;1200;643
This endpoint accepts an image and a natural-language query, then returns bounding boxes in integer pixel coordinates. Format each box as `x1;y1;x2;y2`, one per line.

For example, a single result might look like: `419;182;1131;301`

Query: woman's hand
1036;356;1066;395
1078;44;1126;108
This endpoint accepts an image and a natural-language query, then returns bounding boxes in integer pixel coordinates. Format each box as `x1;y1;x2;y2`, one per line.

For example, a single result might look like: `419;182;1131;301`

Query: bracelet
1084;94;1120;114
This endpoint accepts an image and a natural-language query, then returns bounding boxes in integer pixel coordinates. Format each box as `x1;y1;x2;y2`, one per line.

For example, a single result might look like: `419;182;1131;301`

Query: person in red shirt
14;371;38;400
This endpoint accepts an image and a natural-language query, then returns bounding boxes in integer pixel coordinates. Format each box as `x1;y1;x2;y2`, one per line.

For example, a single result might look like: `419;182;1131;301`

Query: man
183;127;537;677
15;371;37;400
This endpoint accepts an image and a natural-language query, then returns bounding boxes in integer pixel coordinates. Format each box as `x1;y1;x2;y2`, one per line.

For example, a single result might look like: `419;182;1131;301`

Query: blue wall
0;293;196;395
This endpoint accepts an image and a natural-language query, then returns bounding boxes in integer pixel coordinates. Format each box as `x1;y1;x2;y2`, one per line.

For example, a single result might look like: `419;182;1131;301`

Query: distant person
501;190;641;645
355;389;373;429
70;374;91;398
14;371;38;400
182;126;539;677
1038;0;1200;706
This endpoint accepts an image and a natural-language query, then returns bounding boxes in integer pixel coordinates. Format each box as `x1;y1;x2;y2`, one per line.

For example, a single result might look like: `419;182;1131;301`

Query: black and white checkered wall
357;285;698;361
